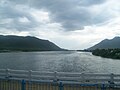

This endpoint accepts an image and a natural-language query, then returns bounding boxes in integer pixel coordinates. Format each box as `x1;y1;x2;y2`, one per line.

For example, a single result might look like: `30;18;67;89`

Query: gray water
0;51;120;73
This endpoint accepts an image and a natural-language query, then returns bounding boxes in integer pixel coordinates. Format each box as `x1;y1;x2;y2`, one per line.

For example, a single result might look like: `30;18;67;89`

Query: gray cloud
29;0;107;30
79;0;106;6
38;0;106;30
0;1;39;31
0;0;108;31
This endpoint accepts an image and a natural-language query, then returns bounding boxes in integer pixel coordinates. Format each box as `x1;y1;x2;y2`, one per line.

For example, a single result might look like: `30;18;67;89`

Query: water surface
0;51;120;73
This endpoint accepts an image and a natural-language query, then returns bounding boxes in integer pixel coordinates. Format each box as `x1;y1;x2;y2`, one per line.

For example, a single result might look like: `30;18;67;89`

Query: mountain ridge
0;35;64;52
87;37;120;50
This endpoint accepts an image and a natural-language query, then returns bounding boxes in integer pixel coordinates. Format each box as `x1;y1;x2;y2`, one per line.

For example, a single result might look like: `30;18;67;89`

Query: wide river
0;51;120;73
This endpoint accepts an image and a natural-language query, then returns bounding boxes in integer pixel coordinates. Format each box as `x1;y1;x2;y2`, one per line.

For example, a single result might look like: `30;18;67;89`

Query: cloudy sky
0;0;120;50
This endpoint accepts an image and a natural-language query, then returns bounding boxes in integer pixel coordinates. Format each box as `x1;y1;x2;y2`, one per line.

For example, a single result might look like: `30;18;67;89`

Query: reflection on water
0;51;120;73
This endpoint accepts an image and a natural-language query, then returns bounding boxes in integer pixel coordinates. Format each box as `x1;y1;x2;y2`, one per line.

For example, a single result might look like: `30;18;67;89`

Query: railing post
28;70;32;81
54;71;58;82
81;73;85;82
101;84;106;90
28;70;32;90
59;82;63;90
21;80;26;90
5;68;9;79
110;73;114;83
108;73;114;88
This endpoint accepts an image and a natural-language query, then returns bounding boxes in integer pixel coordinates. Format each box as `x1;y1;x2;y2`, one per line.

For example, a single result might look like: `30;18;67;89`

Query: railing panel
25;81;59;90
0;79;21;90
0;78;120;90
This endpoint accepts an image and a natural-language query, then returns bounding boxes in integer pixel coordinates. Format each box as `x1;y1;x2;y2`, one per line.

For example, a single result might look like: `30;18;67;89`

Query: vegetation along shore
92;49;120;59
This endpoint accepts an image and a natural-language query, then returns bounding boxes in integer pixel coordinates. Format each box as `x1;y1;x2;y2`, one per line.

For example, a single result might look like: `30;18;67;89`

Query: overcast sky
0;0;120;49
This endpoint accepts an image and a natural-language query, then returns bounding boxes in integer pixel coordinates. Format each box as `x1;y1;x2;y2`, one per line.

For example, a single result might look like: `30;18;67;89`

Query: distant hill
0;35;64;52
88;37;120;50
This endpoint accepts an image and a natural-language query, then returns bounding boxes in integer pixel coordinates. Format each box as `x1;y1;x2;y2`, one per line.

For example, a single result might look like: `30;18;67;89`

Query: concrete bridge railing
0;69;120;84
0;69;120;90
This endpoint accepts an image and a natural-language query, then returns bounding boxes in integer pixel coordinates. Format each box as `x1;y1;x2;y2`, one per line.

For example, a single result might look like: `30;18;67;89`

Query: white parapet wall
0;69;120;84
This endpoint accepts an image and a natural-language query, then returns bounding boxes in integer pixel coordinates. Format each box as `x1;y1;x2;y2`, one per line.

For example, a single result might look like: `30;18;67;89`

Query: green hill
0;35;63;52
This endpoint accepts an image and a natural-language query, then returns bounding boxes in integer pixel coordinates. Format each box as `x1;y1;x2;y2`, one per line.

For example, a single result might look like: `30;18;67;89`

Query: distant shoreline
0;49;68;53
92;49;120;59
